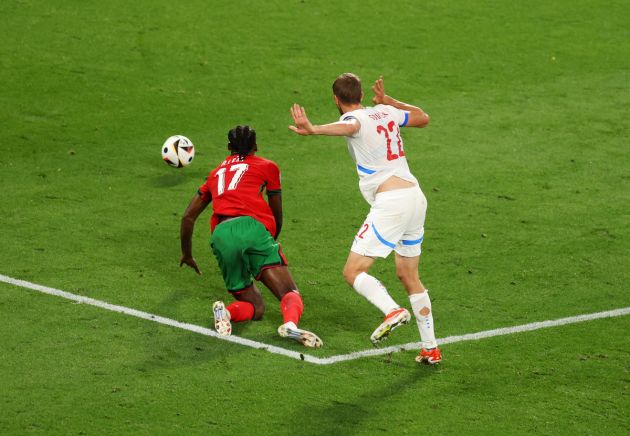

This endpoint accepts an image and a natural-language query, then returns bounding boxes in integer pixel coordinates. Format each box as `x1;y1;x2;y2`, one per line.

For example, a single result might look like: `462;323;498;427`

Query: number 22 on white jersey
215;163;249;195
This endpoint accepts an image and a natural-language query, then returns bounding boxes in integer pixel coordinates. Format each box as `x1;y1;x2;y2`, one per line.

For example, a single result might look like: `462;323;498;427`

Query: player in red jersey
179;125;322;348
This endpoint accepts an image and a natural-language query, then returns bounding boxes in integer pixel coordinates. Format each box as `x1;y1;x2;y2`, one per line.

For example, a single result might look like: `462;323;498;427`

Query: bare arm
179;193;211;274
372;76;430;128
289;103;360;137
267;193;282;239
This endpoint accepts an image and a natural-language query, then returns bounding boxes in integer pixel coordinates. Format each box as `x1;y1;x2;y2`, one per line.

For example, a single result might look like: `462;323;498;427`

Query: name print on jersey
368;111;390;121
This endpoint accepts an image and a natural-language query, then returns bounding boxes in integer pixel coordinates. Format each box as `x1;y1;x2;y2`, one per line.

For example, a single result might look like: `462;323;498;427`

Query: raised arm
289;104;360;137
179;192;211;274
372;76;430;128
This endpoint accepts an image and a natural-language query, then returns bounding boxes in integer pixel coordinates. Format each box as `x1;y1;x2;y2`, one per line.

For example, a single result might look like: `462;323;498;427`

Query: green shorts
210;216;287;292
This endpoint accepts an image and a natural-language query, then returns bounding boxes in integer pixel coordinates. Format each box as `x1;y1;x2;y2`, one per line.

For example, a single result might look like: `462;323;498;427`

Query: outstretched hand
372;75;386;105
180;255;201;275
289;104;315;135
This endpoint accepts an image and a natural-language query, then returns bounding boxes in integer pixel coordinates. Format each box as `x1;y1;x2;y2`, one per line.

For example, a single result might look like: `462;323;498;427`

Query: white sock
353;272;399;315
409;291;437;349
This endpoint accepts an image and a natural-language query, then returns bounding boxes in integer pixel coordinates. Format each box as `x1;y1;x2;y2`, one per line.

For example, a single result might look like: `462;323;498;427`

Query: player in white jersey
289;73;442;364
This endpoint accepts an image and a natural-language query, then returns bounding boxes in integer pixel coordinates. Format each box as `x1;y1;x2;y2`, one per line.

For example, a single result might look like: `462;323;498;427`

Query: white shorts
351;186;427;258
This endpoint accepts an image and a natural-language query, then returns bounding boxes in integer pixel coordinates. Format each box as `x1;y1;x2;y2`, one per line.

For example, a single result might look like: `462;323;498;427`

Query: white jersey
340;104;419;205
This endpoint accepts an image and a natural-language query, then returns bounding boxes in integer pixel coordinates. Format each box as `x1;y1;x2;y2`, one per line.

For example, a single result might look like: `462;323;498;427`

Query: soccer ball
162;135;195;168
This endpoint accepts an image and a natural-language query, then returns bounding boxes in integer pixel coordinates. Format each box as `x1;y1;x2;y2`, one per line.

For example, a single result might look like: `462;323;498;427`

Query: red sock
280;291;304;325
226;301;255;322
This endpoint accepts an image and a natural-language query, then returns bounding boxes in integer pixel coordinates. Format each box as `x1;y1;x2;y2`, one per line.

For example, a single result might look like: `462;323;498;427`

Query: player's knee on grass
251;301;265;320
234;285;266;320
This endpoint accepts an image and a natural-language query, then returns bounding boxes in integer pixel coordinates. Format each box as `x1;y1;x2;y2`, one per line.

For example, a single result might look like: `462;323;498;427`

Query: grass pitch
1;0;629;434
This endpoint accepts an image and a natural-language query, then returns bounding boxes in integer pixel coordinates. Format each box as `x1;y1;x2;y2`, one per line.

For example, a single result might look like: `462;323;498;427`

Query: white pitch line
0;274;318;364
2;274;629;365
317;306;630;365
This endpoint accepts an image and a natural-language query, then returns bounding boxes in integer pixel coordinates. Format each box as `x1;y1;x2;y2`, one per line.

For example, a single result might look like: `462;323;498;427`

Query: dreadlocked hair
228;125;256;161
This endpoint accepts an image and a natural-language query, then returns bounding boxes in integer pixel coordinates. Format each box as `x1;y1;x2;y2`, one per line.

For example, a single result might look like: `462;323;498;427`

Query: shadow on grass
287;367;435;434
152;173;188;188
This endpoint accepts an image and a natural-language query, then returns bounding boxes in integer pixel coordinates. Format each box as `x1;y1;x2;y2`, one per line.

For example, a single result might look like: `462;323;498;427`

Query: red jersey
199;154;281;236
